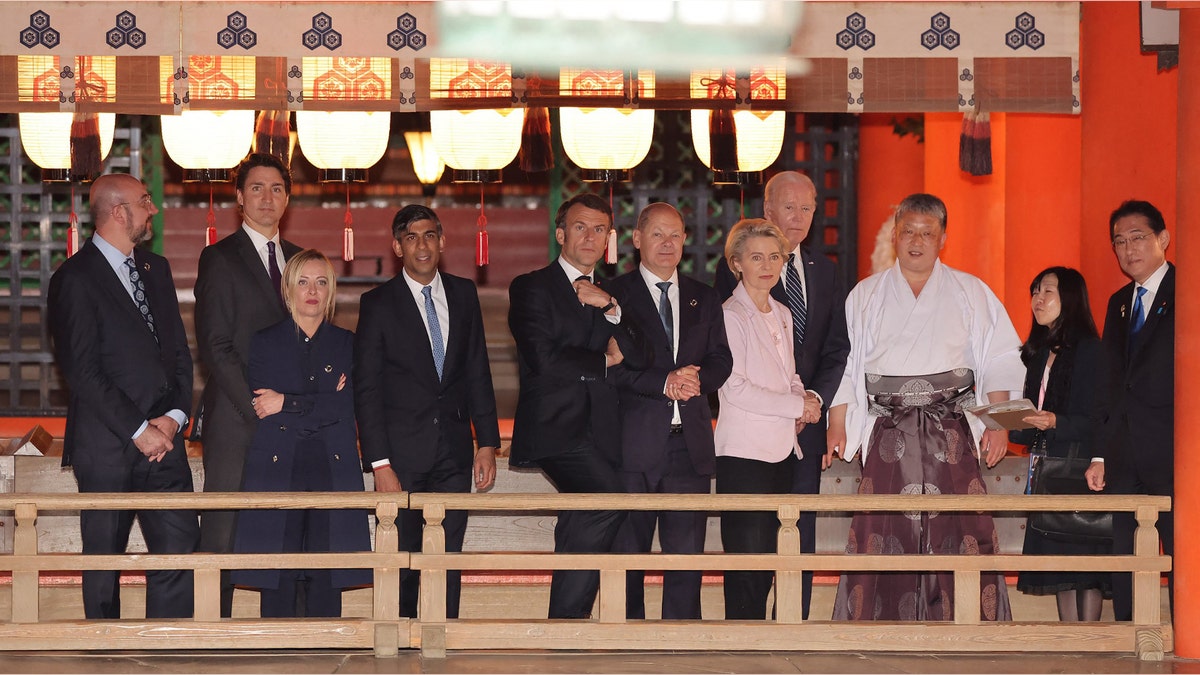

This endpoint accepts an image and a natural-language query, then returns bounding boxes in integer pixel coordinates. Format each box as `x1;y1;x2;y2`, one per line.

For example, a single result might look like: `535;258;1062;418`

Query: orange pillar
1173;5;1200;660
856;114;924;281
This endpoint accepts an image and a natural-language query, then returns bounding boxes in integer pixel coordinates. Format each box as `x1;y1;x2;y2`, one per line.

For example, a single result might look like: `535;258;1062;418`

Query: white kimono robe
831;259;1024;462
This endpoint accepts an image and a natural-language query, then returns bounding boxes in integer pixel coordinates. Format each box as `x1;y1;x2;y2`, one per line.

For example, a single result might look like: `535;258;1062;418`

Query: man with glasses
1085;200;1175;621
48;173;199;619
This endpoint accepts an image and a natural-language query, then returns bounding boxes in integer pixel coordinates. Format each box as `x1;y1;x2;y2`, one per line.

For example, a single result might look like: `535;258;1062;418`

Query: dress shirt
780;244;823;408
402;269;450;351
639;264;682;425
90;233;187;440
241;223;286;276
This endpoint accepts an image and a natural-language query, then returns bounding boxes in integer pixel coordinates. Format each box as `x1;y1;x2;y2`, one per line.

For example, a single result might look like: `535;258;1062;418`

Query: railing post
775;504;802;624
419;501;448;659
12;503;38;623
1132;503;1164;661
372;499;401;657
193;568;221;620
953;570;981;625
598;569;626;624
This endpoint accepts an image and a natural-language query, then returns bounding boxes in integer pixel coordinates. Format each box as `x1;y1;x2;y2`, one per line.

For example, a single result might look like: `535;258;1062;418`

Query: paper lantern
430;109;524;183
560;107;654;182
691;109;784;185
161;110;255;182
404;131;446;198
18;112;116;182
295;110;391;183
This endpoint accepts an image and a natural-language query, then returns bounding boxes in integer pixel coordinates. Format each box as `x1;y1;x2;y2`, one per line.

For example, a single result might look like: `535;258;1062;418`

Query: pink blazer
715;283;807;462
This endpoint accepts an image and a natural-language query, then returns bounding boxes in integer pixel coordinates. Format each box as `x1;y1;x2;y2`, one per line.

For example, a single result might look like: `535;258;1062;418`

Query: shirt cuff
806;389;824;408
166;409;188;434
372;459;391;470
131;420;149;440
1090;457;1104;463
604;303;621;324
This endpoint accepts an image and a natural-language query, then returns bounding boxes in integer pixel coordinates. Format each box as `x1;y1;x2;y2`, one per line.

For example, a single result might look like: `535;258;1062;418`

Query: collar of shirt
1134;259;1170;309
241;223;283;272
781;244;807;297
91;233;137;299
557;257;592;284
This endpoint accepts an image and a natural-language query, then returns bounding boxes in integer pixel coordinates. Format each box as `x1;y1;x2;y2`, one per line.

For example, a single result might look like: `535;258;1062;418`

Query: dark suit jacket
234;319;370;590
1009;337;1108;457
608;271;732;476
194;228;301;494
48;239;193;468
508;262;653;467
714;248;849;457
1099;264;1175;493
354;272;502;473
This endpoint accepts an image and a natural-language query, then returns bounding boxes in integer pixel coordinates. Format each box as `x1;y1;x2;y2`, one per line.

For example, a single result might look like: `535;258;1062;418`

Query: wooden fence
0;492;1172;660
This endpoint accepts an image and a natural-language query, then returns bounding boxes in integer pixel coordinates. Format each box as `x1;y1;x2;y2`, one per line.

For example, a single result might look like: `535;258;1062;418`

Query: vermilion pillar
1173;4;1200;660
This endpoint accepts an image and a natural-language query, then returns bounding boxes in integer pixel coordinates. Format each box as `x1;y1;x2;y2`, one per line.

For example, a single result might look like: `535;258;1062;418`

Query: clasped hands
665;365;702;400
795;391;821;433
134;415;180;463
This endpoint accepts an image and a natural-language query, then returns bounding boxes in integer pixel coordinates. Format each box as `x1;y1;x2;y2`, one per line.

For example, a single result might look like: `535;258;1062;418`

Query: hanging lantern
296;111;391;183
430;108;524;183
161;110;255;183
18;112;116;182
560;107;654;183
691;109;784;185
404;131;446;199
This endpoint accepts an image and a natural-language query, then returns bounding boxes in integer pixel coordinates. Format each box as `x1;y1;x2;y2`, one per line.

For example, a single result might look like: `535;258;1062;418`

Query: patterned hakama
832;370;1012;622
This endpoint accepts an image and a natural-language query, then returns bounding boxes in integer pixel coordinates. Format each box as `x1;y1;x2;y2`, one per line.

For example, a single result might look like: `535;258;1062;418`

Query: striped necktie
784;253;807;345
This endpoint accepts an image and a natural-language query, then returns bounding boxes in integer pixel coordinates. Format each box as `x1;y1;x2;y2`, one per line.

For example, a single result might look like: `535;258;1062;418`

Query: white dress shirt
639;264;682;425
241;223;285;275
402;268;450;351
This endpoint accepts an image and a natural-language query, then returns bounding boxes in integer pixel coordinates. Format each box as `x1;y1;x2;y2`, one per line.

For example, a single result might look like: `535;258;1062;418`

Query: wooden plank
10;503;38;623
953;570;981;624
0;619;381;650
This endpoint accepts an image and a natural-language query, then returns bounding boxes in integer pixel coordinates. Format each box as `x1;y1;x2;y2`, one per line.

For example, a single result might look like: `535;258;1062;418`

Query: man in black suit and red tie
1085;199;1175;621
48;172;199;619
508;192;653;619
608;203;732;620
354;204;501;619
194;152;302;616
715;171;850;620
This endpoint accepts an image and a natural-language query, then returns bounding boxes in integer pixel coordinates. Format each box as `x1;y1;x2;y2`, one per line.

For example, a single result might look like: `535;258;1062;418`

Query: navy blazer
1009;337;1108;457
354;272;501;473
714;248;849;456
508;262;653;467
1099;263;1175;493
607;270;732;476
233;319;370;590
48;239;193;468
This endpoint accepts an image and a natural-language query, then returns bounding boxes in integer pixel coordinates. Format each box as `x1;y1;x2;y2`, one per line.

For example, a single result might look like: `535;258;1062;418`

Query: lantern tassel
205;185;217;247
605;182;618;265
476;186;489;266
343;187;354;262
958;111;976;174
66;184;79;257
709;109;738;172
70;113;102;182
254;110;291;167
971;112;993;176
518;106;554;173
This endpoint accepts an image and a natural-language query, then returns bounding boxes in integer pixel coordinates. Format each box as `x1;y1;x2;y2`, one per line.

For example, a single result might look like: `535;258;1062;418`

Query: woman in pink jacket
715;218;817;619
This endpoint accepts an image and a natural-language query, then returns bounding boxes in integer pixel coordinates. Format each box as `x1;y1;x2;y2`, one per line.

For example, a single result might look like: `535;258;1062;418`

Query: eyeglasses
115;194;154;210
1112;232;1154;249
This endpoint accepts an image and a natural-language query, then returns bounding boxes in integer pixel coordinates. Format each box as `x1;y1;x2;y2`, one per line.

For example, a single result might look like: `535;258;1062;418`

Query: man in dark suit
1085;199;1175;621
354;204;501;619
509;192;653;619
714;171;850;619
608;203;732;620
194;152;302;616
48;172;199;619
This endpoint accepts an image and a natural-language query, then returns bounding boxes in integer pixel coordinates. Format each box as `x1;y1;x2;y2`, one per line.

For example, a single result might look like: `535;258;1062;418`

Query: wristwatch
599;299;617;313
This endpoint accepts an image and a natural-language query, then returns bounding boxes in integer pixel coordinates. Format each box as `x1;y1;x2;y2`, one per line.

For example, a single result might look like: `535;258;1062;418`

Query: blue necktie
1130;286;1147;334
124;257;157;343
423;286;445;380
784;253;807;345
656;281;674;352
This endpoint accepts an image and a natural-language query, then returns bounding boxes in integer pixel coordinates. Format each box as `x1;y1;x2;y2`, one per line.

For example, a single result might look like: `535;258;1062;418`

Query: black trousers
613;433;711;620
536;443;625;619
259;438;340;618
790;443;822;620
395;445;472;619
1109;471;1174;622
73;446;199;620
716;453;795;620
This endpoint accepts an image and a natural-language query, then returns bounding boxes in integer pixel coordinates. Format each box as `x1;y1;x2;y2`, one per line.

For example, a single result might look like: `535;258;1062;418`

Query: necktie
656;281;674;352
124;257;157;343
423;286;445;380
267;241;283;306
784;253;807;345
1130;286;1148;334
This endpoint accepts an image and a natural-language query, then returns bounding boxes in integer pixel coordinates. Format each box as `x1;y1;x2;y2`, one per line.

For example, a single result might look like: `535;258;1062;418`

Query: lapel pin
324;365;333;373
143;262;150;271
1120;304;1127;318
689;299;698;307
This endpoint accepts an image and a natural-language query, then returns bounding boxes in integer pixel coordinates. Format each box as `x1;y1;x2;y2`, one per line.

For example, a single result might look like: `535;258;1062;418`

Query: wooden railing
0;492;1172;660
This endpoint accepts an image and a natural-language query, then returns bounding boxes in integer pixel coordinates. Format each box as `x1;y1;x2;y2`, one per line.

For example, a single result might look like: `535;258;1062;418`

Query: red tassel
709;109;738;172
476;186;489;266
518;106;554;173
205;185;217;246
971;112;993;176
69;113;102;182
342;187;354;262
67;183;79;257
958;111;976;174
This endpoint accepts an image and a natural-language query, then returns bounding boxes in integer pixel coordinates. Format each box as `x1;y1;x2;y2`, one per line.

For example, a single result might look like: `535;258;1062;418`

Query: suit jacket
508;262;653;467
1099;263;1175;492
607;270;732;476
714;283;807;463
234;319;370;590
354;272;501;473
193;227;301;492
714;248;849;457
48;239;193;468
1009;337;1108;457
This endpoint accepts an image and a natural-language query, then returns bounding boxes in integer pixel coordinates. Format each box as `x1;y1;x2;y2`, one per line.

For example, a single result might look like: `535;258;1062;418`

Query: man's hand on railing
373;465;403;492
1085;461;1105;491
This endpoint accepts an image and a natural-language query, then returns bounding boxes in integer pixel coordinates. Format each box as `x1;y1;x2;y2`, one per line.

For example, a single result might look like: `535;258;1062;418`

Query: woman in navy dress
1011;266;1110;621
233;249;370;617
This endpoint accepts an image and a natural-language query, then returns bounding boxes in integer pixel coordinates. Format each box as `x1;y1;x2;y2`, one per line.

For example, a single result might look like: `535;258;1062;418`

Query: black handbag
1028;434;1112;544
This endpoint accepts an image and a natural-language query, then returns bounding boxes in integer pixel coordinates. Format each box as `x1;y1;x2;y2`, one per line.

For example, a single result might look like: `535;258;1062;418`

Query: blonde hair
724;218;789;277
282;248;337;322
